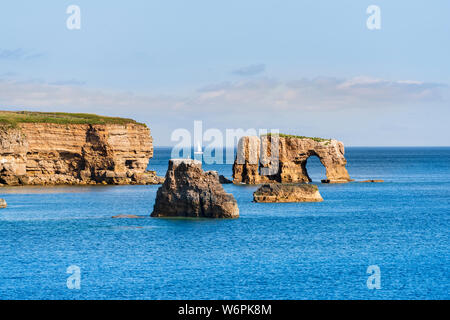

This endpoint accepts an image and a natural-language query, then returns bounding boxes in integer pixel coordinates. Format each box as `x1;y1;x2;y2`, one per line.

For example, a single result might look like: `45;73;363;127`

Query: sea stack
253;184;323;203
0;198;6;208
151;159;239;218
233;135;353;184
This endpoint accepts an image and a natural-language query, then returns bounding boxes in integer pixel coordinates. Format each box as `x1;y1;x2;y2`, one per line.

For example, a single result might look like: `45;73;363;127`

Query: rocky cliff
0;113;161;186
233;135;352;184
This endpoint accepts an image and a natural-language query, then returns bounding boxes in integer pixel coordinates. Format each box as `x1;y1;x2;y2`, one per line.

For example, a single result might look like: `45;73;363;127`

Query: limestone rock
0;198;6;208
151;159;239;218
232;136;261;184
0;121;160;186
233;135;353;184
132;171;165;185
253;183;323;203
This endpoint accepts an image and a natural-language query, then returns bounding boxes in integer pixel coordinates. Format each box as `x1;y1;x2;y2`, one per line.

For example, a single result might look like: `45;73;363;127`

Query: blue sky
0;0;449;146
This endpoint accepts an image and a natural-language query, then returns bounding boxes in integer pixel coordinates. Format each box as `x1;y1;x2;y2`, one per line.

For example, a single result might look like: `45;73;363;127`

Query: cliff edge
0;111;162;186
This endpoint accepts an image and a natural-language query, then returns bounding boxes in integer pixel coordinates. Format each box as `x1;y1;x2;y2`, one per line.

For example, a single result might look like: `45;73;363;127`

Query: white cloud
193;76;446;111
0;76;446;116
0;79;179;113
49;79;86;86
232;64;266;76
0;75;447;146
0;48;44;60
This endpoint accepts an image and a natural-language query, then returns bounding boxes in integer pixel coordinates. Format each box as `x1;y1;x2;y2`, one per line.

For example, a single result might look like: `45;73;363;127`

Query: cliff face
0;123;160;186
233;135;352;184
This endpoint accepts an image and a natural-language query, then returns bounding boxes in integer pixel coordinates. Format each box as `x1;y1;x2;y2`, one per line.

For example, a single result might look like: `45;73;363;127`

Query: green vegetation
261;133;331;143
0;111;145;127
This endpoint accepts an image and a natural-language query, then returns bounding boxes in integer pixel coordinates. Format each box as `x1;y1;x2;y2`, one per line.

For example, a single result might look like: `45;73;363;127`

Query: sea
0;147;449;300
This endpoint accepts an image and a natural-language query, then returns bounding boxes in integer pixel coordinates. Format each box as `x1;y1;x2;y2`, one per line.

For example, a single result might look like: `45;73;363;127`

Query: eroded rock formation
219;175;233;184
151;159;239;218
253;183;323;203
0;122;162;186
233;135;352;184
0;198;6;208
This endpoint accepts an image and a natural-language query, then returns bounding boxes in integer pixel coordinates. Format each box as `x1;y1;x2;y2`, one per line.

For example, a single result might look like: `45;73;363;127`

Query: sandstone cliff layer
0;122;161;186
151;159;239;218
233;135;352;184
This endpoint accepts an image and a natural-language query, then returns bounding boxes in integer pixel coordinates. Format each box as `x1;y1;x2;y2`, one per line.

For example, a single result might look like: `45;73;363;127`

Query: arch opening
305;155;327;183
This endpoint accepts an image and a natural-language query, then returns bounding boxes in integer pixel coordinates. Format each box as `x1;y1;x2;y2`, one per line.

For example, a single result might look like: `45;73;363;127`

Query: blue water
0;147;449;300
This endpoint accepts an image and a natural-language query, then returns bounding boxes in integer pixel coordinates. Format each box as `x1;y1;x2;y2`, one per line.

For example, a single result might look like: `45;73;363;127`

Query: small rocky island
253;184;323;203
0;198;6;208
233;134;353;184
151;159;239;218
0;111;163;186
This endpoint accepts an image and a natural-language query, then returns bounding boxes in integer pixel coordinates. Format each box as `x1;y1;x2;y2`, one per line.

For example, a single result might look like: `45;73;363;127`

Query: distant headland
0;111;161;186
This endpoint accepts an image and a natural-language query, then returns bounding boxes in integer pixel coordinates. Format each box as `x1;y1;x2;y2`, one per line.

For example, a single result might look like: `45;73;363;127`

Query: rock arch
304;153;327;182
232;135;353;184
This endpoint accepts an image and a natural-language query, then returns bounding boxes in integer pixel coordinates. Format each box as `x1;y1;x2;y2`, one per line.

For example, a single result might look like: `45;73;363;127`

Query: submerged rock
112;214;142;219
359;179;384;183
151;159;239;218
253;183;323;203
0;198;6;208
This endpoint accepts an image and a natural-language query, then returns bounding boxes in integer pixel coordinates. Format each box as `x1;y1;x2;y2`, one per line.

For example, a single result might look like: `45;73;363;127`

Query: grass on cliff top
262;133;331;143
0;111;146;127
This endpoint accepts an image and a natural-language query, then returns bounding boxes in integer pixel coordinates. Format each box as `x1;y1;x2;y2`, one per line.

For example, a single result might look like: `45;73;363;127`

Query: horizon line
152;145;450;148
